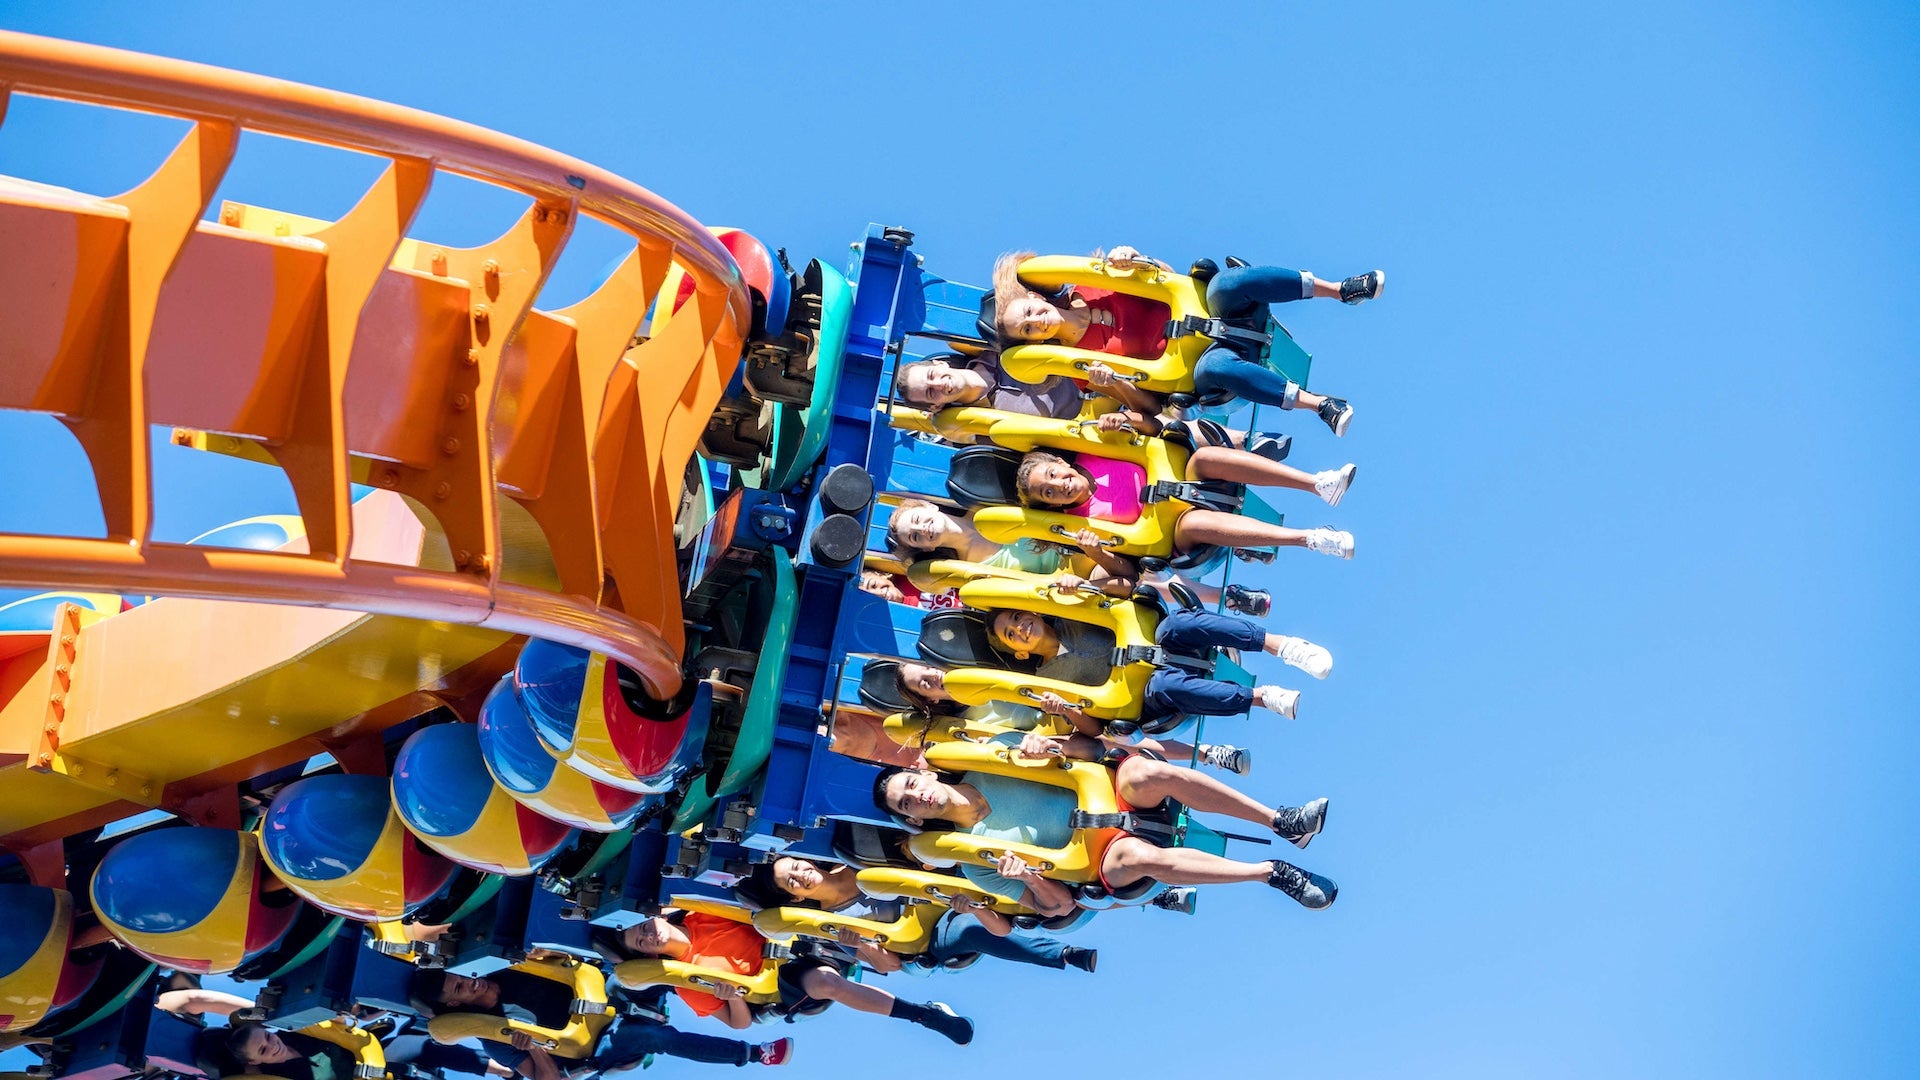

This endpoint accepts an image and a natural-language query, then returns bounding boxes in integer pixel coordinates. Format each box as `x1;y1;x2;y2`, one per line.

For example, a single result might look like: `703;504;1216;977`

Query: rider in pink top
1064;455;1145;524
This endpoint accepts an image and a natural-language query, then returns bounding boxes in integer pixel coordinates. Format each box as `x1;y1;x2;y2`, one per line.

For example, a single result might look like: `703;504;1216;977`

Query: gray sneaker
1151;886;1199;914
1271;797;1329;849
1267;859;1338;909
1199;743;1253;776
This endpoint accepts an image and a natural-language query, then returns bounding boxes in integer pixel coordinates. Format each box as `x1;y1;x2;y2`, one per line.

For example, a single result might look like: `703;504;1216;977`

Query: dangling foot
1271;797;1329;849
1233;547;1277;564
1339;270;1385;305
753;1039;794;1067
1267;859;1338;909
1316;397;1355;437
1267;635;1333;679
1150;886;1199;914
1198;742;1253;776
1255;685;1300;719
1302;528;1355;560
1223;583;1272;618
916;1002;974;1045
1247;431;1292;462
1062;946;1098;973
1313;464;1357;507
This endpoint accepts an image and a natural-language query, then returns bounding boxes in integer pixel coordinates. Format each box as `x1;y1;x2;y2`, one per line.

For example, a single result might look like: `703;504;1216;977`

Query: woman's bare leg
1186;446;1319;492
1173;509;1312;551
1100;836;1273;888
1114;755;1274;827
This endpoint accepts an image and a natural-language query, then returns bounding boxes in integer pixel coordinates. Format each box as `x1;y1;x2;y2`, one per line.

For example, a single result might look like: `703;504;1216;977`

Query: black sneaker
1223;584;1272;618
1271;797;1328;849
1151;886;1199;914
1062;946;1098;973
920;1002;974;1045
1338;270;1384;305
1316;397;1354;437
1267;860;1338;910
1246;431;1291;462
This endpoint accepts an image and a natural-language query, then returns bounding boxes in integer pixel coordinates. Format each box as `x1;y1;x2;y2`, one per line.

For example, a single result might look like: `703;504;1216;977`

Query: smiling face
898;662;952;703
991;610;1055;658
999;293;1064;342
770;856;826;901
1020;457;1090;507
900;362;975;408
882;769;952;822
889;503;954;554
434;973;500;1011
233;1026;296;1066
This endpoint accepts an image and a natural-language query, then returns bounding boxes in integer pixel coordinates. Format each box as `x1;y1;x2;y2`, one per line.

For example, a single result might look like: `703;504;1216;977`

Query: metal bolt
105;771;118;787
434;482;452;501
441;437;461;456
140;782;153;797
482;259;500;286
473;305;490;330
471;554;492;573
464;348;480;367
36;753;51;766
380;468;401;488
431;250;448;275
454;550;472;567
43;723;58;735
534;207;548;222
452;393;471;411
221;206;240;225
70;762;85;777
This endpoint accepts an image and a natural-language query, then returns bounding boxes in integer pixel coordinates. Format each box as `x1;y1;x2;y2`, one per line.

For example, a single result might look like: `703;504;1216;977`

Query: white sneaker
1255;685;1300;719
1303;528;1355;559
1313;464;1357;508
1198;743;1253;776
1269;635;1333;679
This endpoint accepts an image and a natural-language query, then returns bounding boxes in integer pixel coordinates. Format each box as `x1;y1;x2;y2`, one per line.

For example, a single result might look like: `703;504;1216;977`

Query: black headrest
917;609;1034;673
945;445;1024;508
975;291;999;342
857;660;915;713
831;821;914;868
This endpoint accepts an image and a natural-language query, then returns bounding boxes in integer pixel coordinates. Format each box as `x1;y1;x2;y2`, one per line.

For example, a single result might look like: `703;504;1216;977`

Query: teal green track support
741;264;853;491
714;547;796;798
670;547;799;832
1263;319;1312;387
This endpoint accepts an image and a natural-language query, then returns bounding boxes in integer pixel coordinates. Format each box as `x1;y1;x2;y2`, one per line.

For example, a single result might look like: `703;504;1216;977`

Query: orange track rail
0;31;751;697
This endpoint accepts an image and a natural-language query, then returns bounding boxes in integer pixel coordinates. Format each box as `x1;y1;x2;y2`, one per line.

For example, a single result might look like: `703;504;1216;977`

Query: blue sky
2;2;1917;1076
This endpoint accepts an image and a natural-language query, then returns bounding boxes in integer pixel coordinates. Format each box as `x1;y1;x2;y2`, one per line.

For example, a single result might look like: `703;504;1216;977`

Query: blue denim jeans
596;1017;755;1069
928;912;1068;968
1141;610;1266;720
1191;264;1312;407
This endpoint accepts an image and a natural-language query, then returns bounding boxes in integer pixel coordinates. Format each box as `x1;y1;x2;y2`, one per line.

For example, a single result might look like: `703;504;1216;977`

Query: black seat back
917;609;1033;673
858;659;916;713
945;446;1024;508
831;821;915;868
976;291;999;342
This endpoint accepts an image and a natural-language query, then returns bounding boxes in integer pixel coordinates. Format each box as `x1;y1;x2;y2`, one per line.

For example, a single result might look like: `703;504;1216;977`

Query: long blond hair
990;250;1044;336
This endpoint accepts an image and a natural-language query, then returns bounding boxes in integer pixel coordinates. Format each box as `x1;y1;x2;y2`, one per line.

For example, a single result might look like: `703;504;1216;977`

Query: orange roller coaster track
0;30;754;698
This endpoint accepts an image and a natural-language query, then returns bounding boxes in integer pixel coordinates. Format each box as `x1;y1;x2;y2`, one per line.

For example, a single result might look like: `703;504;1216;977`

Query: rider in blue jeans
991;245;1383;437
989;602;1336;728
1193;259;1381;438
